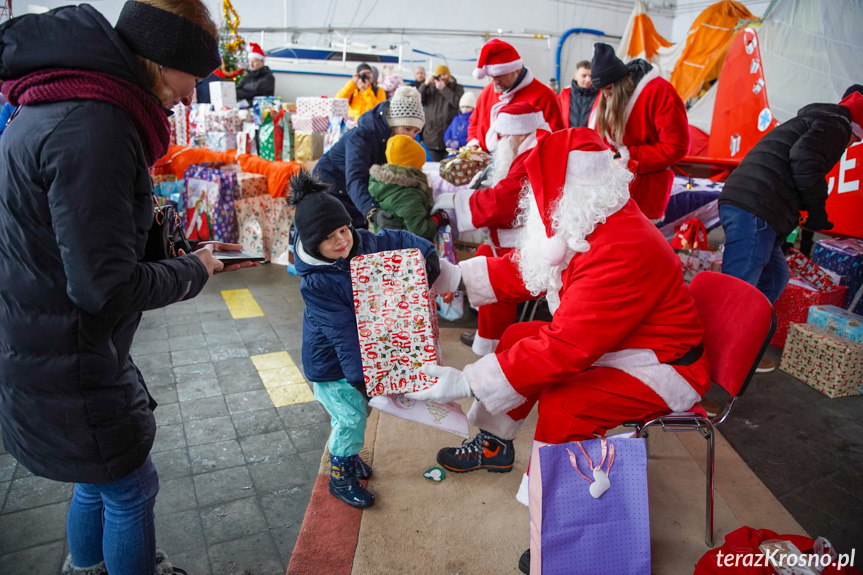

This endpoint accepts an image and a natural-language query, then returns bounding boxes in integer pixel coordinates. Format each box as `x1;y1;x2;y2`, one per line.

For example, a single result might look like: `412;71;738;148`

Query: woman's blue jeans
66;455;159;575
719;204;790;304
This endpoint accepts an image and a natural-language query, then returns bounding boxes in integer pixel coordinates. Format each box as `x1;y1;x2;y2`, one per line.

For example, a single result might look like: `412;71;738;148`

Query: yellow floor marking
250;351;315;407
221;289;265;319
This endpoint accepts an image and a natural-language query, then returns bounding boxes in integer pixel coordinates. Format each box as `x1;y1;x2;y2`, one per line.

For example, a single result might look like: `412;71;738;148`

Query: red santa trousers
498;321;670;444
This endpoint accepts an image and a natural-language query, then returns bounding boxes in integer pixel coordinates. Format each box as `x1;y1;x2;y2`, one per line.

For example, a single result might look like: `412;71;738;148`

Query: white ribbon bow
566;437;616;499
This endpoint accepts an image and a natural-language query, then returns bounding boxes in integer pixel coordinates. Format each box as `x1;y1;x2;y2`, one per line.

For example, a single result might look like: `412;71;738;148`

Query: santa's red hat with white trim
525;127;617;264
473;39;523;80
491;101;549;135
248;42;266;61
839;91;863;139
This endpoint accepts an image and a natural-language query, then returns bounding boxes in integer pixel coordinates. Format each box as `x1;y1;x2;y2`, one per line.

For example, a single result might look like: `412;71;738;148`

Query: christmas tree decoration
218;0;246;80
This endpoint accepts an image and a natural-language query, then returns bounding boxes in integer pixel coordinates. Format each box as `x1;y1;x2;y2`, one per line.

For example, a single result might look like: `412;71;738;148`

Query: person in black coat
236;42;275;103
419;64;464;161
0;2;253;573
718;90;863;370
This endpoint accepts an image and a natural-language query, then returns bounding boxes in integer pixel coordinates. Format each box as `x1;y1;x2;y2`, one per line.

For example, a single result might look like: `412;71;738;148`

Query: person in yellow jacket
337;63;386;121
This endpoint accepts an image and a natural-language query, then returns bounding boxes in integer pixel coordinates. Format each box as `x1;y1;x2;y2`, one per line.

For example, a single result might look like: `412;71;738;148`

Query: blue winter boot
353;454;373;480
328;454;375;509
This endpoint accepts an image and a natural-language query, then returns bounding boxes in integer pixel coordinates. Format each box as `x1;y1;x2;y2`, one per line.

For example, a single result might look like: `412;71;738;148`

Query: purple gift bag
184;164;239;243
530;436;650;575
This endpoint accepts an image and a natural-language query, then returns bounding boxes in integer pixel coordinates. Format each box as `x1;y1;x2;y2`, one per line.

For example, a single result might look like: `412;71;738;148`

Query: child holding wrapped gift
289;170;461;509
368;134;450;241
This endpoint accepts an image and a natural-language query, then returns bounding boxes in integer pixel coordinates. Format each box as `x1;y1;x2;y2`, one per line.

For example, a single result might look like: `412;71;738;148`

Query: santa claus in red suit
466;39;563;152
587;43;689;220
434;102;551;355
408;129;710;531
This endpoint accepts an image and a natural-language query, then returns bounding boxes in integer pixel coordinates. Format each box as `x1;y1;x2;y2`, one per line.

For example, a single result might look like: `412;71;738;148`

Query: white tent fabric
616;0;683;81
687;81;717;135
759;0;863;123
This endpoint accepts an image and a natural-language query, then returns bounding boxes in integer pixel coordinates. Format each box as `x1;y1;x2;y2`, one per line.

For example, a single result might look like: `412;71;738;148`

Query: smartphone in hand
213;250;266;264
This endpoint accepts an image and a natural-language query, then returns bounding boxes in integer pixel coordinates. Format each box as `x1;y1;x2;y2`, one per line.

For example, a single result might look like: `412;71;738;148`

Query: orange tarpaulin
155;146;303;198
621;0;672;61
669;1;755;102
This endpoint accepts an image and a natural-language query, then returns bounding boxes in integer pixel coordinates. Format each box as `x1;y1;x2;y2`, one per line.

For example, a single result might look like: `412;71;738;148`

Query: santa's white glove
432;259;461;293
432;192;455;213
406;364;473;403
468;169;486;189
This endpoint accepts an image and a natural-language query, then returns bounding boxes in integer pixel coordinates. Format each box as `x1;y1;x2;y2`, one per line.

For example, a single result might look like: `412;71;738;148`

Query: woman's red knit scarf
2;68;170;166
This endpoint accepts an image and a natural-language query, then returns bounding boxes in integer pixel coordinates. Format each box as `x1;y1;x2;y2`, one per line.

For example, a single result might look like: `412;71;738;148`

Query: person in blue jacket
314;86;425;229
289;170;461;509
444;91;476;151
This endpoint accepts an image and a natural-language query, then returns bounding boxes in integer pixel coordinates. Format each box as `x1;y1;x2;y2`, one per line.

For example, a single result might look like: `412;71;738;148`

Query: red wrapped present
439;148;491;186
786;248;839;292
670;218;708;250
771;278;847;348
779;323;863;398
351;248;441;397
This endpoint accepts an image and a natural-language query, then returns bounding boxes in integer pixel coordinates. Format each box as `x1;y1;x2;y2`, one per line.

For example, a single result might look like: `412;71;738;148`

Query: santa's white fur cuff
459;256;497;306
464;353;526;414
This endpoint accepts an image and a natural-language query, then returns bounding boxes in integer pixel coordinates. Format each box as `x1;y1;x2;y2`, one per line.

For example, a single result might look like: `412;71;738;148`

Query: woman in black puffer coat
0;1;252;573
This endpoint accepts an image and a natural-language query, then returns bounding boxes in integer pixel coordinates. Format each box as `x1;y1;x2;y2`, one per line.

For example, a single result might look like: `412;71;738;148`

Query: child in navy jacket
289;170;461;508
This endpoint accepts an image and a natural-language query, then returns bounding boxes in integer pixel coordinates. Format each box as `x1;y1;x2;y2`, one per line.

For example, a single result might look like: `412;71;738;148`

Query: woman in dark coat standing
0;1;252;573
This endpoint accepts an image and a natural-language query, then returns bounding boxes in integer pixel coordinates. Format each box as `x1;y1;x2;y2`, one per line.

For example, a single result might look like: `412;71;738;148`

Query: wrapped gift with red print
296;96;349;118
291;114;330;133
439;147;491;186
785;248;839;292
676;249;723;283
236;173;268;199
351;248;441;397
771;278;847;348
779;323;863;398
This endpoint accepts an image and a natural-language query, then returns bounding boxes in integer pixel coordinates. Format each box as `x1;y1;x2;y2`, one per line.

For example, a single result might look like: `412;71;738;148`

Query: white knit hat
459;91;477;109
386;86;425;130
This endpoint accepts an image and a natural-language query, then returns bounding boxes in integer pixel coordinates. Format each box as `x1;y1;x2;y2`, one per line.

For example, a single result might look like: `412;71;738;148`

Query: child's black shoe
329;454;375;508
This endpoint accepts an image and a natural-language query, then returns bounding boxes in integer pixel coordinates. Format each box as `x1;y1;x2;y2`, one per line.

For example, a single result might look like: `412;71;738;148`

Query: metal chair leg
705;420;715;547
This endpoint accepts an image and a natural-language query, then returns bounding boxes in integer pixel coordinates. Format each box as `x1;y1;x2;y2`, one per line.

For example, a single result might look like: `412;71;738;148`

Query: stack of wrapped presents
778;241;863;398
293;97;350;163
158;82;359;267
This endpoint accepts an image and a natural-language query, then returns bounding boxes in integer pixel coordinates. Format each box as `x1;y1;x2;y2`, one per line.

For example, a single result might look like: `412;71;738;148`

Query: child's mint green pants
313;378;368;457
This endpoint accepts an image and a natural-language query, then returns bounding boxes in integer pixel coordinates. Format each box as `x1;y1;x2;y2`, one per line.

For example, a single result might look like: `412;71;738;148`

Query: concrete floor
1;262;861;573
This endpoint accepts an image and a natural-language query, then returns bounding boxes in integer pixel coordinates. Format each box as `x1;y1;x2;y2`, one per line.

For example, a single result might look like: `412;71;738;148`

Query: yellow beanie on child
386;135;426;169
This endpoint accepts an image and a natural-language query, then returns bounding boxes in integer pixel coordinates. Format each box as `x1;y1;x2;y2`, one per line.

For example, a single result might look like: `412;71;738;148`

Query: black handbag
143;196;194;262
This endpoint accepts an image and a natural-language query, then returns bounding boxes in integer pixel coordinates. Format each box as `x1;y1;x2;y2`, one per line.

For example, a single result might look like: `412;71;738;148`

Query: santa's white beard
515;164;632;296
489;137;518;186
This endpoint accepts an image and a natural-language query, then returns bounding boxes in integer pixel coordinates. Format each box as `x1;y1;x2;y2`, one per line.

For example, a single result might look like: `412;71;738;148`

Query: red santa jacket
556;87;571;128
452;131;548;248
468;72;563;152
459;200;710;416
589;67;689;219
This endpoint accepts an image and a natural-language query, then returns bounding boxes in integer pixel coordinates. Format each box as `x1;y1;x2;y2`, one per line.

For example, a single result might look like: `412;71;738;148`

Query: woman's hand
180;242;260;274
184;244;222;277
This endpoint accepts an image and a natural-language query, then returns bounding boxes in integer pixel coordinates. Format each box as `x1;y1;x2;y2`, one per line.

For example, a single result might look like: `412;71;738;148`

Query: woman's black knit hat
115;1;221;79
590;43;630;90
288;170;353;260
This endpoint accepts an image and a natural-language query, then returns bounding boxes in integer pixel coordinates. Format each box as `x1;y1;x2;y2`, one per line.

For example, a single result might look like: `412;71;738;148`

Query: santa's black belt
665;342;704;366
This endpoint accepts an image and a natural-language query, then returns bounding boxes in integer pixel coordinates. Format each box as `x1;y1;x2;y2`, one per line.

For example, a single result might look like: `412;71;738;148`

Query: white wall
16;0;774;86
16;0;675;87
